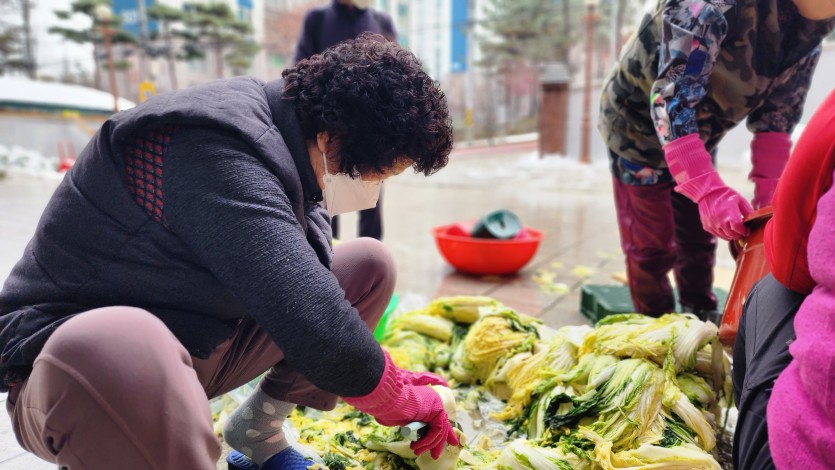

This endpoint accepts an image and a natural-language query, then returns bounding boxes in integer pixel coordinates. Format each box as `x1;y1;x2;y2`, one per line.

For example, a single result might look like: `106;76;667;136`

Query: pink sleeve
749;132;791;180
767;169;835;469
805;171;835;292
791;167;835;415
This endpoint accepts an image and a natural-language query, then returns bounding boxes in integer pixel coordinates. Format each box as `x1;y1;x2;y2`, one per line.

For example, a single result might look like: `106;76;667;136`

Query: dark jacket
293;0;397;63
0;77;384;395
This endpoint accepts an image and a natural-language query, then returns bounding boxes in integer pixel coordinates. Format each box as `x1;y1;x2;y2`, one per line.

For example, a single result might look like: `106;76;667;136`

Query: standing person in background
293;0;398;241
598;0;835;319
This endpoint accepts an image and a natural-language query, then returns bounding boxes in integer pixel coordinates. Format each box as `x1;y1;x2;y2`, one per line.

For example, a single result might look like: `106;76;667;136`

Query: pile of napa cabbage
216;296;731;470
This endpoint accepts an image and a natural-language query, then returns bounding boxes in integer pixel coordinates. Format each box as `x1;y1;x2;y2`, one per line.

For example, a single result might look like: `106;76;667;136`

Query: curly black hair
282;32;452;176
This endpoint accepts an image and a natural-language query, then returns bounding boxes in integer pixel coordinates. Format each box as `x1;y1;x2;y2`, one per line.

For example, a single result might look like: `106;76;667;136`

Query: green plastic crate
580;284;728;323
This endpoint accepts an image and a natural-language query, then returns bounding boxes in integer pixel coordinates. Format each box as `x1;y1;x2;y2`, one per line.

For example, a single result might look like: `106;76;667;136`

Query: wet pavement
0;138;745;469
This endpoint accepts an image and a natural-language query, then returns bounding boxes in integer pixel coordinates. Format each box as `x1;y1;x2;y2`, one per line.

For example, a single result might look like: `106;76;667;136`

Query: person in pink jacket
733;14;835;467
733;87;835;470
765;87;835;468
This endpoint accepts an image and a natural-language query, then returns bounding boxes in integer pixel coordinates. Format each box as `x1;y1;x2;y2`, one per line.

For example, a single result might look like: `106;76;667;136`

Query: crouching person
0;33;457;470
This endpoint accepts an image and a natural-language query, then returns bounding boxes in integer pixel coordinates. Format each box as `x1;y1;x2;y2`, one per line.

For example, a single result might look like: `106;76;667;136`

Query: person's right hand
663;134;753;240
342;352;459;459
678;171;753;240
399;369;449;388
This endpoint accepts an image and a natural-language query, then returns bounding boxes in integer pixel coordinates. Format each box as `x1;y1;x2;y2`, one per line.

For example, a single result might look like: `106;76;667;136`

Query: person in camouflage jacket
598;0;835;316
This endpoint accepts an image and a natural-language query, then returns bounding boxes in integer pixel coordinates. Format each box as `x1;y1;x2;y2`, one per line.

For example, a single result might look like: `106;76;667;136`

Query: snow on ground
0;144;65;180
405;150;613;192
508;152;611;191
0;77;135;114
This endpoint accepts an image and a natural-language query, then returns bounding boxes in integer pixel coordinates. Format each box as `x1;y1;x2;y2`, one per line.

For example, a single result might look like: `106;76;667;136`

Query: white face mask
319;152;382;217
792;0;835;19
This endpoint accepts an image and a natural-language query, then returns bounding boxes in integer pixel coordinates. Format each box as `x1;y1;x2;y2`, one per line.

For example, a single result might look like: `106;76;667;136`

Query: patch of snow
415;151;612;192
0;77;135;113
0;144;64;180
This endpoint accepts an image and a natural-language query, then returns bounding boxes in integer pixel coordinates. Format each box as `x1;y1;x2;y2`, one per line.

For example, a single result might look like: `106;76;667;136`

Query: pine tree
147;3;184;90
478;0;571;70
49;0;137;89
0;27;27;75
180;2;259;79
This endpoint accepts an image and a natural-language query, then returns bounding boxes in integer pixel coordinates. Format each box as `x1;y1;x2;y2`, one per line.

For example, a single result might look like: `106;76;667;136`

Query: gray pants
732;274;805;470
5;238;395;470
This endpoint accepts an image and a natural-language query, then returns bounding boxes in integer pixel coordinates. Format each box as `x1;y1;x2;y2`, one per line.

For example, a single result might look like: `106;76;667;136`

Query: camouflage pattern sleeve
746;47;822;134
650;0;734;145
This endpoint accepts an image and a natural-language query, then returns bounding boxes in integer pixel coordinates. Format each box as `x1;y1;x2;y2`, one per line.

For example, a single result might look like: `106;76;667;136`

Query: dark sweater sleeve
746;48;821;134
161;127;384;397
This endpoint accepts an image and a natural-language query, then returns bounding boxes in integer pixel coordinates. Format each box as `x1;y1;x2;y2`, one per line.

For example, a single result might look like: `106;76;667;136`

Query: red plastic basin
432;224;544;275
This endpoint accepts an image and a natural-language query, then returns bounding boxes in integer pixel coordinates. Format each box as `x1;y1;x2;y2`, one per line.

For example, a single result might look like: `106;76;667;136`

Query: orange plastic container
719;206;773;346
432;224;544;275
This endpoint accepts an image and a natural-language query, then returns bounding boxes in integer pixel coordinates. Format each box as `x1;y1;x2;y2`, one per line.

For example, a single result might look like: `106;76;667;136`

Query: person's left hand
342;352;459;460
749;132;791;209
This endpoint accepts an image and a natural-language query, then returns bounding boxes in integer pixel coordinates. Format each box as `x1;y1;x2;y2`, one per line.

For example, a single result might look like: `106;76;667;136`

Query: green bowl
373;292;399;342
471;209;523;239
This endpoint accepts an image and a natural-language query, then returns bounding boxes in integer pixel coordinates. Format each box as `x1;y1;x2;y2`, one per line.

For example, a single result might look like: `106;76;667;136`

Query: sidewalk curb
453;132;538;151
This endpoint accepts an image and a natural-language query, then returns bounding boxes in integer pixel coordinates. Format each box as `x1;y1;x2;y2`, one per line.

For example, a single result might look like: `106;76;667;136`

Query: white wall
405;0;452;81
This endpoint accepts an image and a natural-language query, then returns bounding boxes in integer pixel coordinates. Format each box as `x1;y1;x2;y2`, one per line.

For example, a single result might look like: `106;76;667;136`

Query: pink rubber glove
342;352;459;459
749;132;791;209
399;370;450;388
664;134;753;240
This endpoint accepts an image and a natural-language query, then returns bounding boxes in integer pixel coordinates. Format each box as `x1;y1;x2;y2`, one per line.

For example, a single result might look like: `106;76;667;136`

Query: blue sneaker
227;448;313;470
227;450;259;470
